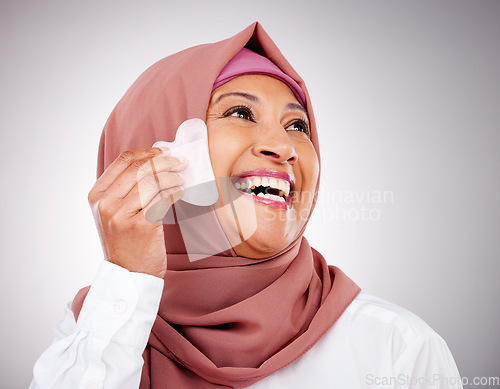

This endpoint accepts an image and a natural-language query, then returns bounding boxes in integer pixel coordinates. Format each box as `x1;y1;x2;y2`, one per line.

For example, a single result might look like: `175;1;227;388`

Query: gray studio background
1;0;499;388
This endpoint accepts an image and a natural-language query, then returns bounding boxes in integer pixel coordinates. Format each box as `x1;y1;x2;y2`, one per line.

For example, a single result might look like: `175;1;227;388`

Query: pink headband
212;48;307;107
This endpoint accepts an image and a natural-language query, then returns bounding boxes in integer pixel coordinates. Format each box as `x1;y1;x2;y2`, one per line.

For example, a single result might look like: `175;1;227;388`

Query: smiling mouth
232;170;293;208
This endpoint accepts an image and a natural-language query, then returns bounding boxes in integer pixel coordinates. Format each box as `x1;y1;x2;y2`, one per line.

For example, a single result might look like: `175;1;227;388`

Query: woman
31;22;462;388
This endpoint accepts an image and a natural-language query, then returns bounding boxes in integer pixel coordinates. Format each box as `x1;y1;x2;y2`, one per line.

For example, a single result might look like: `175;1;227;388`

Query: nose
252;124;298;164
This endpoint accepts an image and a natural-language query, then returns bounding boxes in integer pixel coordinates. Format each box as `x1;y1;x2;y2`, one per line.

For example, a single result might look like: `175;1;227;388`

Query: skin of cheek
285;139;319;240
297;143;320;233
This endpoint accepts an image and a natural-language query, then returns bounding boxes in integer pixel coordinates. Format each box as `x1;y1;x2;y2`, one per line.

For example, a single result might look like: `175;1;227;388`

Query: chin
234;218;297;259
233;237;287;259
213;184;306;258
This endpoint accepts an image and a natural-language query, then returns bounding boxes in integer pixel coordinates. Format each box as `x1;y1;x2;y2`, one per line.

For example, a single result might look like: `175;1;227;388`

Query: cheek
207;123;252;177
208;125;231;177
295;146;319;229
298;144;320;194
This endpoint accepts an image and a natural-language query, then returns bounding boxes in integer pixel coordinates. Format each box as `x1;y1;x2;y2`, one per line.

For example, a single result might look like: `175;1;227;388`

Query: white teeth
264;193;285;202
233;175;292;198
278;180;290;197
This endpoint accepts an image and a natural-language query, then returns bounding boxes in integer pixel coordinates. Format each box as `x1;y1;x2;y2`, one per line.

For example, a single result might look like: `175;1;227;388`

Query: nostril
253;143;297;163
260;150;278;157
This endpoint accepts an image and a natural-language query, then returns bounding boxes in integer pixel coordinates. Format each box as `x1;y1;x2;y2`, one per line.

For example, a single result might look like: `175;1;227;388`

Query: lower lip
238;190;291;210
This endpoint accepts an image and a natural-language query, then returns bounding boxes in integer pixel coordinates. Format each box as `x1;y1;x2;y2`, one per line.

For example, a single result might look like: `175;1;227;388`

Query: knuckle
109;211;127;230
87;189;97;204
117;150;134;164
131;159;149;173
96;198;112;218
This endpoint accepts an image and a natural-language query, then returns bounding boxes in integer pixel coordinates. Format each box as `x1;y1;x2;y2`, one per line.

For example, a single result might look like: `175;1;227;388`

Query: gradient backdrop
1;0;499;388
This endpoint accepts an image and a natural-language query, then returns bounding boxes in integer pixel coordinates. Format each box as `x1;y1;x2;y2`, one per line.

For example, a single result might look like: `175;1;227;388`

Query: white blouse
30;261;463;389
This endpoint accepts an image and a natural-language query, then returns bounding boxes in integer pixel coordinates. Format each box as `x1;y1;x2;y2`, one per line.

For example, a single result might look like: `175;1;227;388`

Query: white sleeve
29;260;164;389
393;331;463;389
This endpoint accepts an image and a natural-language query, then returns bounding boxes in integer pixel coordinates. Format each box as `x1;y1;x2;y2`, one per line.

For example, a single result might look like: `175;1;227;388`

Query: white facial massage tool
152;118;219;207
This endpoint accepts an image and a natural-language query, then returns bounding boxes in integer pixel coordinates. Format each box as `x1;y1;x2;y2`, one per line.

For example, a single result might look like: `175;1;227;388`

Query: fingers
99;178;184;230
137;153;188;186
92;148;163;195
136;169;185;211
103;155;187;203
89;147;187;206
88;146;182;279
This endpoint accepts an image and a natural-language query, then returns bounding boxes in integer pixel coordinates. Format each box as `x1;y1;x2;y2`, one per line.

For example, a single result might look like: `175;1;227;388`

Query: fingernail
177;156;188;164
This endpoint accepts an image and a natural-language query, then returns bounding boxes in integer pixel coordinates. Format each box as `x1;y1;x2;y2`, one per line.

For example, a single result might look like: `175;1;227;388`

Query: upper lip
234;169;295;187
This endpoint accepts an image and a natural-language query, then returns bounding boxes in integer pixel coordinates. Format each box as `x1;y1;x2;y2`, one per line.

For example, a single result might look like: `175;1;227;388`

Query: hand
87;147;187;278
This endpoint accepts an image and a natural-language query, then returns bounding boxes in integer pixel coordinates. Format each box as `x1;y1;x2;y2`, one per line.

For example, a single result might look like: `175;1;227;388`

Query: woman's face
206;74;319;258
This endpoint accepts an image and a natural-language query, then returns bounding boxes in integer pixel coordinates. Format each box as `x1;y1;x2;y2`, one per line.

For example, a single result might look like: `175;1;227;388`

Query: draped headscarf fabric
72;22;361;388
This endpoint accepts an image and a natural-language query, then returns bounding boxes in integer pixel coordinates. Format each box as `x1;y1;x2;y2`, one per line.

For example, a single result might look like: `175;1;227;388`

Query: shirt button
113;300;127;315
86;380;99;389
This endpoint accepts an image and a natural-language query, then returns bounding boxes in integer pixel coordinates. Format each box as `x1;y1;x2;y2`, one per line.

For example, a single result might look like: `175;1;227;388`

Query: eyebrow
212;91;260;105
286;102;308;117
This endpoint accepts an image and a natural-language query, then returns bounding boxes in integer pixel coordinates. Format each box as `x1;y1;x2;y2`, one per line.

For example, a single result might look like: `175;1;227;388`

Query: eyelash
286;119;310;136
222;105;310;136
223;105;255;122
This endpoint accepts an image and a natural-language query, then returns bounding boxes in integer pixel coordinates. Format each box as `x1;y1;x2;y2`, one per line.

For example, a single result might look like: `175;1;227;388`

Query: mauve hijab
212;47;306;106
72;22;361;388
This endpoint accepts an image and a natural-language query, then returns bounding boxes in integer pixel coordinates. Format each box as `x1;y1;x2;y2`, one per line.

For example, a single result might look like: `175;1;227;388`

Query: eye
223;106;255;122
286;120;310;136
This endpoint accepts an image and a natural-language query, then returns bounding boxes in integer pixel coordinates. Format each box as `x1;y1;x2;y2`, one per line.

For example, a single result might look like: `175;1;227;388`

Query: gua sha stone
152;118;218;206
